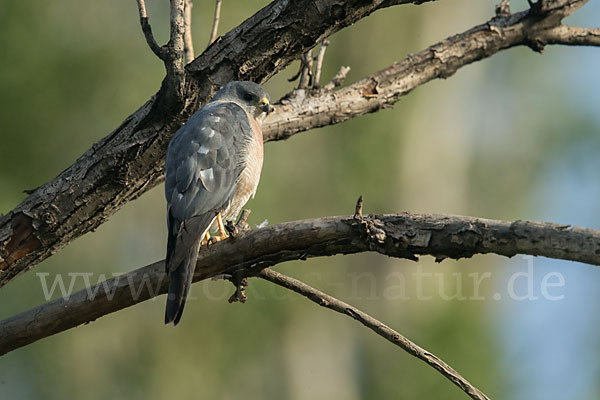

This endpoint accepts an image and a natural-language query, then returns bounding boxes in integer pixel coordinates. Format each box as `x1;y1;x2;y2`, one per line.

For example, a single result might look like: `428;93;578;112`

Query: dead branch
495;0;511;17
323;65;351;90
0;0;413;288
543;26;600;46
136;0;186;69
136;0;165;59
298;50;314;89
208;0;222;46
259;268;490;400
313;39;330;88
0;0;596;290
2;210;600;355
183;0;194;64
263;0;598;141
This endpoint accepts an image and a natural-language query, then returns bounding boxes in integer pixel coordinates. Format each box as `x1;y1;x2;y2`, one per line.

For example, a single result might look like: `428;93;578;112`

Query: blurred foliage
1;1;599;399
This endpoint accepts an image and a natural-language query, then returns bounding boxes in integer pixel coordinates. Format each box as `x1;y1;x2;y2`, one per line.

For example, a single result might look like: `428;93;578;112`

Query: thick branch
2;212;600;355
185;0;393;82
259;268;490;400
263;0;596;141
1;0;595;288
0;0;412;288
543;26;600;46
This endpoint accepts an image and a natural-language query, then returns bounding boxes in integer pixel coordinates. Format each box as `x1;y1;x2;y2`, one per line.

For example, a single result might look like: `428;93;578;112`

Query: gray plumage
164;81;271;325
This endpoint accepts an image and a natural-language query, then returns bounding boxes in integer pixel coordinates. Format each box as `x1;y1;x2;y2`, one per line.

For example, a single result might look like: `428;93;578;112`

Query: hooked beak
261;97;273;114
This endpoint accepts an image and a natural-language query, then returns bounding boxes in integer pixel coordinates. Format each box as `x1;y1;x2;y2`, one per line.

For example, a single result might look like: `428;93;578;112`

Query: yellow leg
208;213;229;244
201;231;211;246
216;213;228;238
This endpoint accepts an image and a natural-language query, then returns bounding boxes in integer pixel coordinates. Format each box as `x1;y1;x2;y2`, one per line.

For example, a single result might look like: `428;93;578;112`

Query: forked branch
264;0;599;141
1;0;411;287
136;0;165;60
0;0;597;293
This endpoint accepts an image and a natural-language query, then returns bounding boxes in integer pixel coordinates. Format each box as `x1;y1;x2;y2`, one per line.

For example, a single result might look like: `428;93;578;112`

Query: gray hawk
164;81;272;325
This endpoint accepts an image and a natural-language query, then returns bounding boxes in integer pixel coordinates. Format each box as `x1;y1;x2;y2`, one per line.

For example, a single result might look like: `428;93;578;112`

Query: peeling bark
263;1;597;141
0;0;401;288
1;211;600;355
0;0;596;290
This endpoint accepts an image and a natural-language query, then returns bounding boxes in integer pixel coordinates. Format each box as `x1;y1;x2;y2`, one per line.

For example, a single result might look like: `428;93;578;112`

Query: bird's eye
243;92;254;102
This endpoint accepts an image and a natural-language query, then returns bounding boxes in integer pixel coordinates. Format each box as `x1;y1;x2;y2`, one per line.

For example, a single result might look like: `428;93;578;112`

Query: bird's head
212;81;273;121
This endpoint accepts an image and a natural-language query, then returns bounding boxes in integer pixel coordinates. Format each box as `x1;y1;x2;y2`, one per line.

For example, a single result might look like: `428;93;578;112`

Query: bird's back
164;100;258;325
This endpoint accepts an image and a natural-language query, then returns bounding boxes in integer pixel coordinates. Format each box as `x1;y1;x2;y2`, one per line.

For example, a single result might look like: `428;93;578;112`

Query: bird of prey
164;81;272;325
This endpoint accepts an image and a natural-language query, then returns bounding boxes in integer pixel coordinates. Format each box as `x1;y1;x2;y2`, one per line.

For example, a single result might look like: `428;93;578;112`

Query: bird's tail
164;238;202;325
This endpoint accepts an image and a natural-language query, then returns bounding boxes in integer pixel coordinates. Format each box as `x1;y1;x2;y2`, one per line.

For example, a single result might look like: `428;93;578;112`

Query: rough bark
2;211;600;356
264;0;599;140
0;0;410;288
0;0;596;289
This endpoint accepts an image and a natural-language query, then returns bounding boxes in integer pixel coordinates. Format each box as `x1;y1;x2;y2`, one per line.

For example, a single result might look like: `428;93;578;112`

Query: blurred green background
1;0;599;399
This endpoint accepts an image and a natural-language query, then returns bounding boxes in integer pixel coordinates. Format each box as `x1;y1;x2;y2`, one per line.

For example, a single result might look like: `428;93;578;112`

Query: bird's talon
201;231;212;246
208;234;228;245
216;213;229;239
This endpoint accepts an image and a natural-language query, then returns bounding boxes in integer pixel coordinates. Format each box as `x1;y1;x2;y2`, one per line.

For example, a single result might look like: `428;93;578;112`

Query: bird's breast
224;118;264;221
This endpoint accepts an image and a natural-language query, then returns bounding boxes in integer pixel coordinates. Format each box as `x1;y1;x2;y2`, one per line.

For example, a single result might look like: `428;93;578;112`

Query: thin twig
354;195;363;219
298;50;313;89
495;0;511;17
287;65;303;82
322;65;350;91
258;268;491;400
1;0;595;289
227;276;248;303
313;39;330;88
136;0;148;18
168;0;186;65
208;0;222;46
136;0;165;59
183;0;195;64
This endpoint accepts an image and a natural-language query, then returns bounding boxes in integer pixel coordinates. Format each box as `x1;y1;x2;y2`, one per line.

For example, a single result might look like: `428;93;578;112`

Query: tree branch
323;65;351;91
136;0;165;60
208;0;222;46
0;0;412;288
543;25;600;46
2;211;600;355
258;268;490;400
168;0;185;67
298;50;314;89
263;0;597;141
183;0;195;64
495;0;511;17
313;39;330;88
378;0;437;8
136;0;187;69
1;0;595;289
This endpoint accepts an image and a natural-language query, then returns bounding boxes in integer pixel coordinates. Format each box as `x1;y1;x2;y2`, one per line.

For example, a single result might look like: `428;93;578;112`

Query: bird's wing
164;101;252;272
